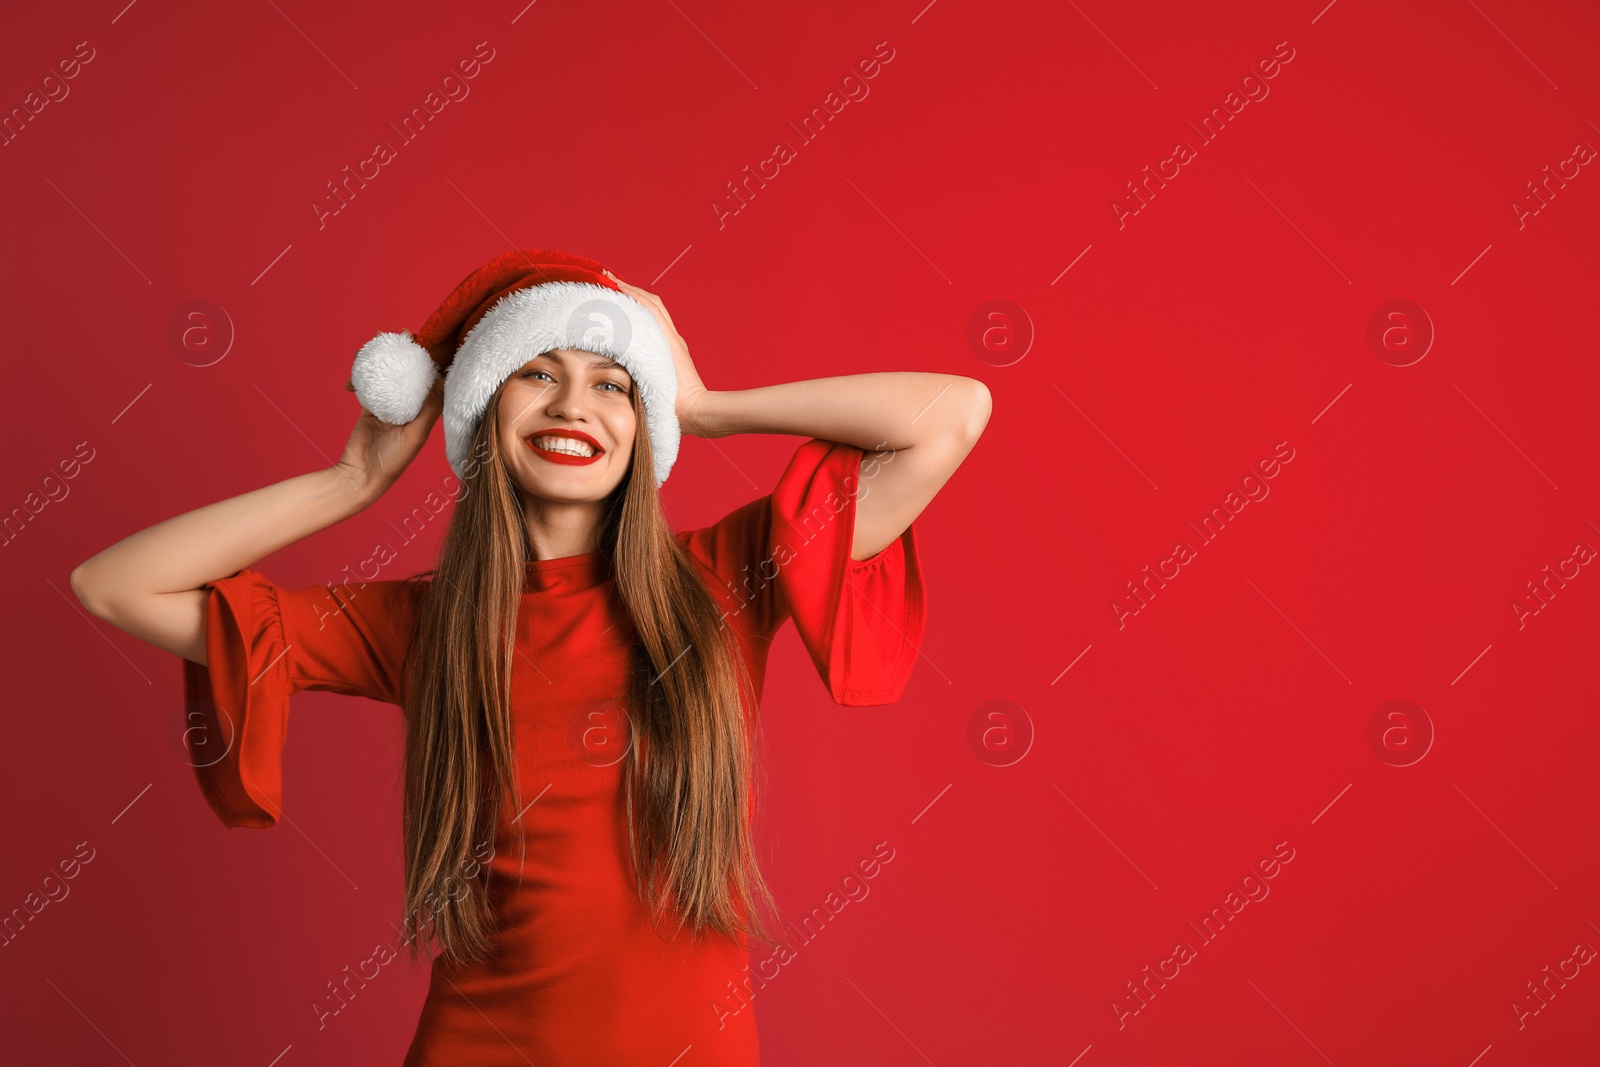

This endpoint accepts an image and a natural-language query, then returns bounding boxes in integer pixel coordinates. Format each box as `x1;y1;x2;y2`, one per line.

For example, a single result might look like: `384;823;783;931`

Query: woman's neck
522;498;608;561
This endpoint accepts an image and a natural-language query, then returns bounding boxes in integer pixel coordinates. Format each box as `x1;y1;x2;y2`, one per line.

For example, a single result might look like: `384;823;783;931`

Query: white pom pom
351;331;438;424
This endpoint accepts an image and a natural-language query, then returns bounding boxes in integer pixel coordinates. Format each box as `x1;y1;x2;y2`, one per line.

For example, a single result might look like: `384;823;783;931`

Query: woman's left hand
604;270;711;437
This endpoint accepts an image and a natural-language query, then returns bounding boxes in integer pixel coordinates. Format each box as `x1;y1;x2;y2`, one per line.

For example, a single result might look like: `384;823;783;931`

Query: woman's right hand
335;374;445;503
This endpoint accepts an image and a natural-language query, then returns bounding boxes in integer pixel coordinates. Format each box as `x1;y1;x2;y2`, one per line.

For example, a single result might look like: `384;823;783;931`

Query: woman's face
496;348;637;502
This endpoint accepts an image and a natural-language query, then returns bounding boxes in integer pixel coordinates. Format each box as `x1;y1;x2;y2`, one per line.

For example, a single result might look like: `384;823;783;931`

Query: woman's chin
515;466;622;503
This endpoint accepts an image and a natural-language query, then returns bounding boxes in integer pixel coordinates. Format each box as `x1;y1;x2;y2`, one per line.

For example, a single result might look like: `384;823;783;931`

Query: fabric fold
765;438;926;705
678;438;926;706
179;569;420;829
180;569;295;829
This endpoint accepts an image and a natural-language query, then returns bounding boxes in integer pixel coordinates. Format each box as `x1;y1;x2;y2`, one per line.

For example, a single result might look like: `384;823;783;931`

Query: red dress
180;439;925;1066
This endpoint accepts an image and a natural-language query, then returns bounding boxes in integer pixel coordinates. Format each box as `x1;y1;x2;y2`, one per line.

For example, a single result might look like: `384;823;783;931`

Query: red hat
350;249;679;486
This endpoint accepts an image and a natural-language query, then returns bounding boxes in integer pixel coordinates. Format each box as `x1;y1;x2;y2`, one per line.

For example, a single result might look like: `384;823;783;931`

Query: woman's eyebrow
533;351;623;370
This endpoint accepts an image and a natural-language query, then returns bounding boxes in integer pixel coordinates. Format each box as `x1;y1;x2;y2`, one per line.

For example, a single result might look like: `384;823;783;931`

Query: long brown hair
394;378;780;968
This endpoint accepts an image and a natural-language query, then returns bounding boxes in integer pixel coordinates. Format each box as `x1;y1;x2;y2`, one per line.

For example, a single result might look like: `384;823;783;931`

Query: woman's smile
525;427;605;466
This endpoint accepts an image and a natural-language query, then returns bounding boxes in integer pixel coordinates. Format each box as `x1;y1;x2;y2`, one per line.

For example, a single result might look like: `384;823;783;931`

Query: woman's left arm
610;274;992;562
689;374;989;561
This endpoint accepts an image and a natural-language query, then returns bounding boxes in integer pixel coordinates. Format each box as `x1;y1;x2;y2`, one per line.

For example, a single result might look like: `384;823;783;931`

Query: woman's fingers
605;271;689;353
614;279;675;331
400;377;445;440
609;271;658;307
418;377;445;423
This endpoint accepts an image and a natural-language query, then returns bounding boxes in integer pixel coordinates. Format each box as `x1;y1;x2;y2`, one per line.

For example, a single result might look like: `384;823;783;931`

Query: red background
4;0;1599;1063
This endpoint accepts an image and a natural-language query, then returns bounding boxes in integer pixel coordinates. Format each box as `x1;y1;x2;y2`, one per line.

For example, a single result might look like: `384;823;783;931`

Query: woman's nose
544;380;587;419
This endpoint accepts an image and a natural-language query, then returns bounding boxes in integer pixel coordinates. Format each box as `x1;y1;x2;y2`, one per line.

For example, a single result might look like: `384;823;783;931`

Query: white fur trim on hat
351;330;438;425
442;281;679;487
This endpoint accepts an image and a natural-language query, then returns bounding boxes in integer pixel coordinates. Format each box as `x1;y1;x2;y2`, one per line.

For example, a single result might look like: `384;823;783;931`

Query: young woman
71;250;990;1066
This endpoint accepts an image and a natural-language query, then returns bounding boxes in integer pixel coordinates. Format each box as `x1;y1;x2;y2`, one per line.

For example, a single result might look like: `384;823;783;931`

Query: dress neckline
523;550;613;594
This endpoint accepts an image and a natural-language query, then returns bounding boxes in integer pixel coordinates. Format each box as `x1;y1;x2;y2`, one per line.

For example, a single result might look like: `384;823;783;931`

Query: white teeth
531;435;596;457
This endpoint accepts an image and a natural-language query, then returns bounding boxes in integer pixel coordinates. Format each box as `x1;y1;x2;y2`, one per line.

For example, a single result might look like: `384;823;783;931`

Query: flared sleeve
178;569;422;829
680;438;926;706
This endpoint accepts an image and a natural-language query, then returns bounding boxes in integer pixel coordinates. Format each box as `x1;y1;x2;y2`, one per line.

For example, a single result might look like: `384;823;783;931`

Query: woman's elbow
70;561;113;620
955;378;992;445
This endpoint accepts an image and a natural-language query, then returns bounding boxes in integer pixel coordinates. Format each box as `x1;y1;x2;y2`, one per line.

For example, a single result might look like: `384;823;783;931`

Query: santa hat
350;249;679;487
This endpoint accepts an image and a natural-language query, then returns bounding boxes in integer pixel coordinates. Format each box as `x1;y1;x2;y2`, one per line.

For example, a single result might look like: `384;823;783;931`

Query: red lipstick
525;428;605;466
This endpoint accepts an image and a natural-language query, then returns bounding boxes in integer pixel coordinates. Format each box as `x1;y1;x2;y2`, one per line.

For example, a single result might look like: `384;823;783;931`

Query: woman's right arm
69;376;443;667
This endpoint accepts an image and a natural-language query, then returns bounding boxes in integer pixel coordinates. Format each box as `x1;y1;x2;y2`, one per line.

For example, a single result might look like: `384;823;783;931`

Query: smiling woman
497;347;641;560
70;247;988;1067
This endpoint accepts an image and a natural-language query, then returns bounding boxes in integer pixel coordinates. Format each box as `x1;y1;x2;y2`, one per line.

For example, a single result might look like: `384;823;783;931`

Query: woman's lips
525;435;604;466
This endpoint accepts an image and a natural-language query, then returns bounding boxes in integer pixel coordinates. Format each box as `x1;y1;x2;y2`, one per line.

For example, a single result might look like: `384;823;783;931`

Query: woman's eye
519;369;626;393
